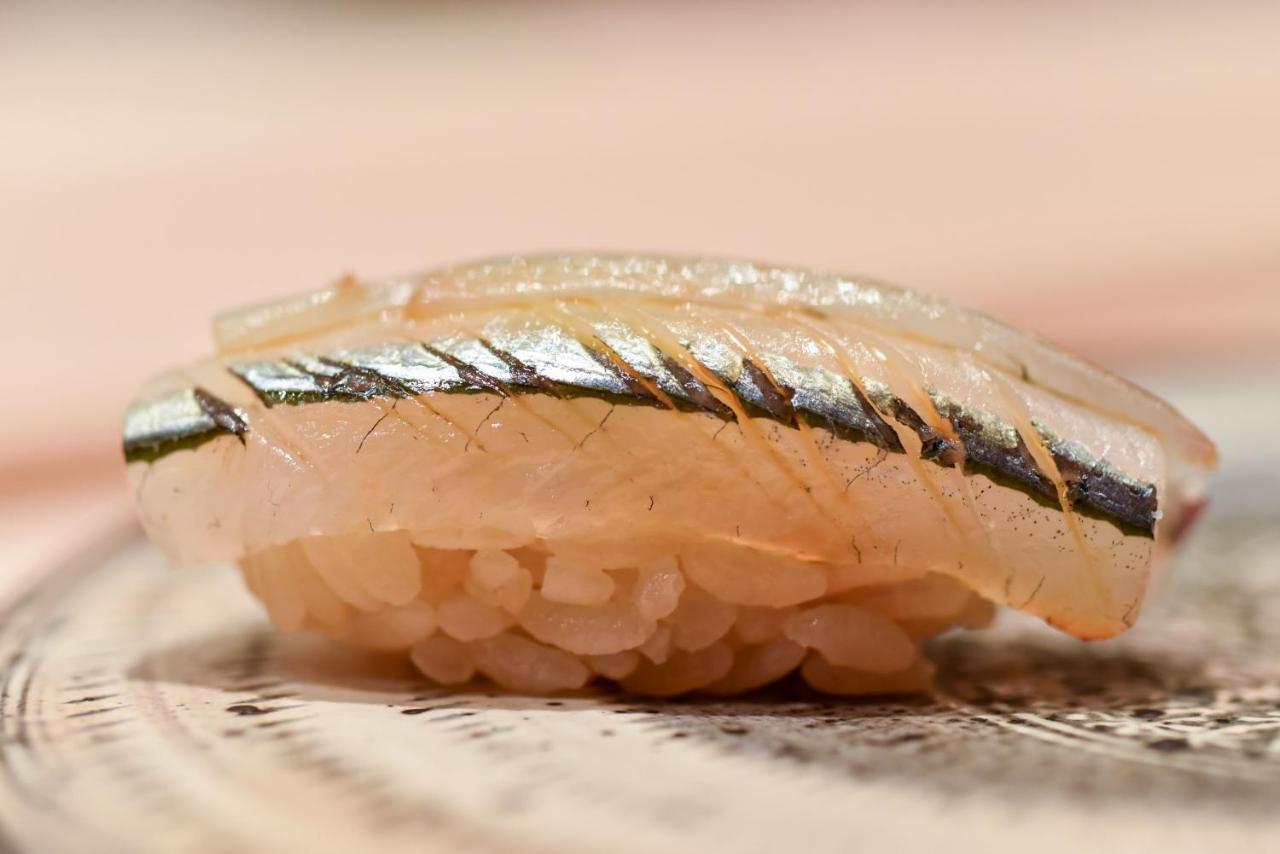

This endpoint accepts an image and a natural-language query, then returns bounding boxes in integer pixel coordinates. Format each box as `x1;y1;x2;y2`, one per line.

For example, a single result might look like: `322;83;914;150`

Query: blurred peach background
1;1;1277;598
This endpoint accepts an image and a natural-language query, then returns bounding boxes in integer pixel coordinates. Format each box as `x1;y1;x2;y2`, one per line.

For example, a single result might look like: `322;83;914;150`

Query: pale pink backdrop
1;2;1277;597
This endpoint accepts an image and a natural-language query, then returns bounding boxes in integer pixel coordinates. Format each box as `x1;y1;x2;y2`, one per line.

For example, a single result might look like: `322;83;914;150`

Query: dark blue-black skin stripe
129;355;1158;538
122;387;247;463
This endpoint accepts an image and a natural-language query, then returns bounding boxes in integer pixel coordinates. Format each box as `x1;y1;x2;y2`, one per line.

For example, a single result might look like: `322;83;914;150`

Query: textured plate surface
0;490;1277;854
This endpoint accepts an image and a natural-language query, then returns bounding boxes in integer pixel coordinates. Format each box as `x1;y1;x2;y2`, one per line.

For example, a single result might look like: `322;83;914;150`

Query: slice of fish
124;255;1215;693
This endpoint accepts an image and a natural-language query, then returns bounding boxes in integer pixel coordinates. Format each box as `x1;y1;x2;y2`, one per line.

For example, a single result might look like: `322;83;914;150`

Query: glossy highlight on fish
123;255;1216;695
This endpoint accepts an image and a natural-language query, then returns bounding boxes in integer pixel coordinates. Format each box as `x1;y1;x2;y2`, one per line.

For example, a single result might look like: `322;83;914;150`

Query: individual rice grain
242;549;306;632
706;638;806;695
897;596;996;639
857;576;997;638
730;605;795;644
346;601;437;651
518;593;655;655
303;530;421;606
288;547;350;631
465;549;533;612
681;542;826;607
667;585;737;652
633;557;685;620
784;603;917;673
437;591;516;641
638;623;673;664
540;557;615;606
621;642;734;696
297;536;381;611
410;635;475;685
851;573;974;620
469;633;591;693
587;650;641;680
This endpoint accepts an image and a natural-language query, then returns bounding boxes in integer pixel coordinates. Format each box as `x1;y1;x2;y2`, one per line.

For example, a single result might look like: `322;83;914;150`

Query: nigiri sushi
123;255;1216;696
